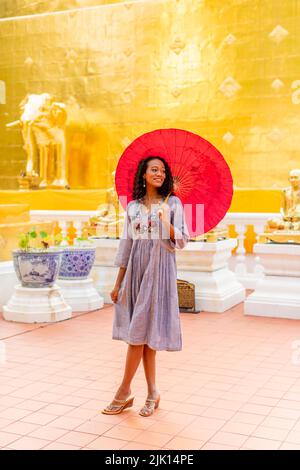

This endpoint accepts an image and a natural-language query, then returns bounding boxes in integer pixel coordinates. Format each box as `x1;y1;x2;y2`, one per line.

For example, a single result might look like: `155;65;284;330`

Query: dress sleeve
161;196;190;252
113;205;133;268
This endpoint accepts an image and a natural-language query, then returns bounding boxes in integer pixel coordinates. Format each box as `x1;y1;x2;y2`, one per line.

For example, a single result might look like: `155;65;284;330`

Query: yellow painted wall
0;0;299;211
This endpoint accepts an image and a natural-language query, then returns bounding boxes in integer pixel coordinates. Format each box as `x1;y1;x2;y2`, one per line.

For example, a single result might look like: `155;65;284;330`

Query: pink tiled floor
2;300;300;450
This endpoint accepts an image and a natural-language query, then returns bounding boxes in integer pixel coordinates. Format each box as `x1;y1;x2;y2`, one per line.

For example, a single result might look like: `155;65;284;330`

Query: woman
102;156;190;417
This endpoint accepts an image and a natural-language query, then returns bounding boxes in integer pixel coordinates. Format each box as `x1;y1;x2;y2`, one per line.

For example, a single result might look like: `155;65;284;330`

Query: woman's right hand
110;285;120;303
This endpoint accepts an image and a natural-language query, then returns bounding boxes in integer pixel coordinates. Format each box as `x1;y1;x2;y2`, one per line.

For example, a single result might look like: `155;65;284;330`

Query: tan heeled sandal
101;395;135;415
139;396;160;417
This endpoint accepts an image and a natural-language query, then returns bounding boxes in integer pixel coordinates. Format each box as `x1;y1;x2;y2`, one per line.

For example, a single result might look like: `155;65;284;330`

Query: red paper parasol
115;128;233;236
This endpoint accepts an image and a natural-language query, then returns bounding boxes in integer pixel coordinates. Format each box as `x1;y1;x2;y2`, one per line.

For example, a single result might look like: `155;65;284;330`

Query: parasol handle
163;191;172;204
157;191;172;219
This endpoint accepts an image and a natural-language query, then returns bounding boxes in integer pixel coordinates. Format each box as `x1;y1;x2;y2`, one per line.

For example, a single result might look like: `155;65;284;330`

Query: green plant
64;235;93;246
18;228;62;251
74;236;93;244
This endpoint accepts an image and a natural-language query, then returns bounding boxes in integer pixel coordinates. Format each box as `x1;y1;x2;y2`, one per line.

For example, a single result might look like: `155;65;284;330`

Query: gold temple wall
0;0;299;209
0;0;128;19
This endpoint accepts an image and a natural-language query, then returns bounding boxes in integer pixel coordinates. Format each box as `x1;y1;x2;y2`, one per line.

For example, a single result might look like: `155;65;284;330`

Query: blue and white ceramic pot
13;250;63;288
58;246;96;280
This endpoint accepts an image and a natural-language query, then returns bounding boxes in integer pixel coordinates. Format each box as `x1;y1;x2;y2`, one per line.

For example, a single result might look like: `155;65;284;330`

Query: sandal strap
112;398;127;403
144;403;155;409
139;395;160;416
105;395;134;408
142;400;156;410
139;403;155;416
112;395;134;403
105;404;122;410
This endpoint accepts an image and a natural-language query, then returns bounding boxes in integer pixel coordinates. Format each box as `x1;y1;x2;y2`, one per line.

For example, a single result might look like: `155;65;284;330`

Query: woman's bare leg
113;344;144;401
142;345;159;398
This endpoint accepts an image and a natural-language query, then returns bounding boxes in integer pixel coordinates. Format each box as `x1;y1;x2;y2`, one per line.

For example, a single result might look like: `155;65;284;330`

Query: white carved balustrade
28;210;281;290
222;213;278;288
30;210;98;240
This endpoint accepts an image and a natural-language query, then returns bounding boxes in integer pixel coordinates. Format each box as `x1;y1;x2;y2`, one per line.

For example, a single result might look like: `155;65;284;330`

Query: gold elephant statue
6;93;69;189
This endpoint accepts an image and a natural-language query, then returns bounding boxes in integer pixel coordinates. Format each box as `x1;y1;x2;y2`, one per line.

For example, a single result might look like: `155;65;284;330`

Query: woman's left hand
157;203;170;222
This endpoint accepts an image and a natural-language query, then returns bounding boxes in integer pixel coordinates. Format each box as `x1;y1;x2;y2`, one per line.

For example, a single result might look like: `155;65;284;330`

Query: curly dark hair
132;156;174;201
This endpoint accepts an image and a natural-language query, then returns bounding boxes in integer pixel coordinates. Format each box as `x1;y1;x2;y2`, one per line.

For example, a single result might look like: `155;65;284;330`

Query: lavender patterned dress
113;195;190;352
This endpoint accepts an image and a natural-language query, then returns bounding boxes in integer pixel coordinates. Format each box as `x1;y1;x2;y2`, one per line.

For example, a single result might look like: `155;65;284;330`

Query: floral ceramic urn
58;246;96;280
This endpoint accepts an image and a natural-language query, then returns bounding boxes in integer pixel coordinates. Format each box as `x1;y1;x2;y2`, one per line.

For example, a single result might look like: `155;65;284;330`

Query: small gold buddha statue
191;226;228;242
260;169;300;243
87;170;125;238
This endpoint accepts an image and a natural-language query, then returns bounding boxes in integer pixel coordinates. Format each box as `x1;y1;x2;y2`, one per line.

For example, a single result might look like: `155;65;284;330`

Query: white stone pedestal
92;238;244;313
57;278;104;312
176;239;245;312
0;261;17;310
3;284;72;323
245;243;300;319
92;238;122;303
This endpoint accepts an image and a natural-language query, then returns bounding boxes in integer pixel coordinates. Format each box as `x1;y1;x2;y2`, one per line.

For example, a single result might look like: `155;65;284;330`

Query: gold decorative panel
0;0;299;204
